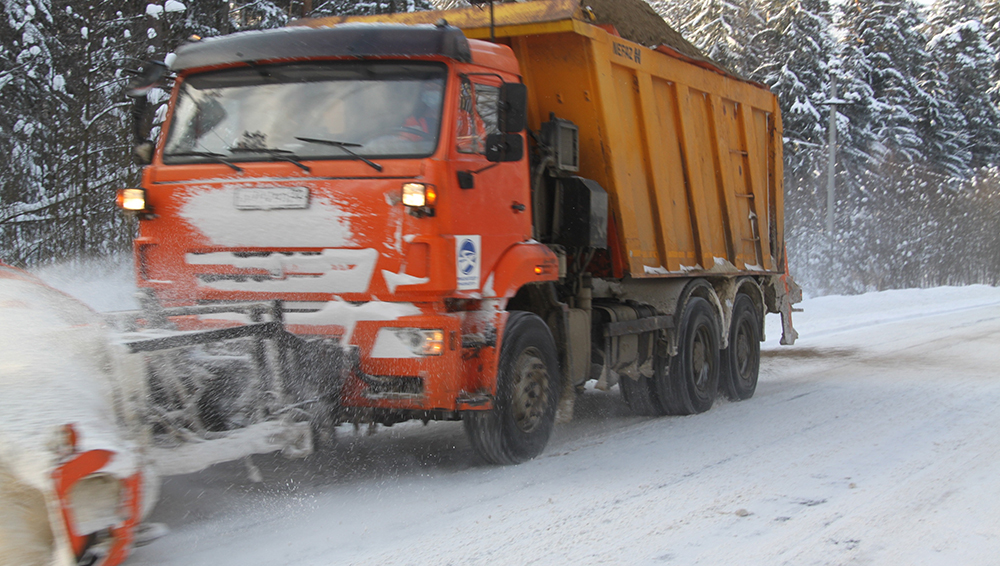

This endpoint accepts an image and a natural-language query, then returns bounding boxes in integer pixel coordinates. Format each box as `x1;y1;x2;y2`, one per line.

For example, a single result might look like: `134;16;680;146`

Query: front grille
185;248;380;294
360;375;424;400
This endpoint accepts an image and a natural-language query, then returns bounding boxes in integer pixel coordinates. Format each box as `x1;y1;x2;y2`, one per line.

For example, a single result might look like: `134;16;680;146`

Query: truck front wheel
464;312;560;465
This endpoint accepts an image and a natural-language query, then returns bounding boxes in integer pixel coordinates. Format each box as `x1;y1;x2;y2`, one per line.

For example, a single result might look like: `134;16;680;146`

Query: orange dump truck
119;0;799;467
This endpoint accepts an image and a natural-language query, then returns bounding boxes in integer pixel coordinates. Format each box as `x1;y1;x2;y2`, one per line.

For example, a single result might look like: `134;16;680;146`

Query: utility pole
826;74;837;238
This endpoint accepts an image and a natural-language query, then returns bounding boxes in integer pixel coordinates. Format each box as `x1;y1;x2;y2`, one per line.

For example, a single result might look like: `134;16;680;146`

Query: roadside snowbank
0;269;153;565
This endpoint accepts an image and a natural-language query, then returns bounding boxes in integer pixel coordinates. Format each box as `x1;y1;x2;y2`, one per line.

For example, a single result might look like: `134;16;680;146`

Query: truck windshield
163;62;447;165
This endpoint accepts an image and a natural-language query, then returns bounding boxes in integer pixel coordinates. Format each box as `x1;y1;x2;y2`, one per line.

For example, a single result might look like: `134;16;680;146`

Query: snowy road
126;287;1000;566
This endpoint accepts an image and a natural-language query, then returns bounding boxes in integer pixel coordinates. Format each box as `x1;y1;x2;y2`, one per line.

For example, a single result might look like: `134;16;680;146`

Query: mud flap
555;380;577;423
778;253;802;346
779;301;799;346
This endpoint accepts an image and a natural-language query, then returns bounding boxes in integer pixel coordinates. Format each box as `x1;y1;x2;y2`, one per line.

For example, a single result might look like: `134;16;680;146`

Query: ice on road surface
74;284;1000;565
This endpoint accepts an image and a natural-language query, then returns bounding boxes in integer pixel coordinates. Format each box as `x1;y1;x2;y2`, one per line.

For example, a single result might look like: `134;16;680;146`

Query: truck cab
126;24;561;461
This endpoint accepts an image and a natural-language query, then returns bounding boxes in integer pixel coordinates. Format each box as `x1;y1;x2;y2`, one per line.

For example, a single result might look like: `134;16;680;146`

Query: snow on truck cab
117;0;800;468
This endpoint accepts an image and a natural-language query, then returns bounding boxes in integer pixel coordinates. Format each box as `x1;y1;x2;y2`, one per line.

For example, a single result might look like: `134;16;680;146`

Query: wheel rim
731;316;760;395
735;318;754;386
691;325;714;395
511;347;550;433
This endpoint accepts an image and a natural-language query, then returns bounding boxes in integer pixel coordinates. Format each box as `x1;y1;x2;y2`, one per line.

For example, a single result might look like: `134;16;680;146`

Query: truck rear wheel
657;297;720;415
720;294;760;401
619;347;669;416
464;312;560;465
619;372;664;416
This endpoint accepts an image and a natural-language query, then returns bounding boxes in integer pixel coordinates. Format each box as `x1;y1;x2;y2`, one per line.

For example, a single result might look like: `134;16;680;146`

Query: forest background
2;0;999;295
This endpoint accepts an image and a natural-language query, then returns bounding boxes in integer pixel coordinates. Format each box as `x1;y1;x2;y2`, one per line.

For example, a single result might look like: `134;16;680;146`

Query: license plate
234;187;309;210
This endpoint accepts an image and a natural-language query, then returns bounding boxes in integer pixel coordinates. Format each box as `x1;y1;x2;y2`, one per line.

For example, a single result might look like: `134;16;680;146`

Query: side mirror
485;133;524;163
126;60;168;98
130;96;154;164
498;83;527;133
125;60;168;165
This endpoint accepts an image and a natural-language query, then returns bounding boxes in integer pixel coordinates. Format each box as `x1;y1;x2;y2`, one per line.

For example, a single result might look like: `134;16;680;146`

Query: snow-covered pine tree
667;0;767;79
311;0;432;17
881;1;975;178
1;0;53;264
926;0;983;35
830;5;876;181
754;0;835;291
0;0;80;264
840;0;928;165
979;0;1000;106
0;1;154;264
985;1;1000;51
46;2;147;260
757;0;833;168
927;18;1000;169
230;1;290;30
649;0;696;31
826;0;885;292
913;46;972;179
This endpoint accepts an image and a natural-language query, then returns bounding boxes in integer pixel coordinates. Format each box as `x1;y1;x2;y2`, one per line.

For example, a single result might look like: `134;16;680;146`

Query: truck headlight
401;183;436;216
116;188;149;212
371;328;445;358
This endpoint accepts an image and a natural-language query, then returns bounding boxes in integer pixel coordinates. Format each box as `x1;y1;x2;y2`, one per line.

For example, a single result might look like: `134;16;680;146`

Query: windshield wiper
228;147;311;173
166;151;243;172
295;137;383;172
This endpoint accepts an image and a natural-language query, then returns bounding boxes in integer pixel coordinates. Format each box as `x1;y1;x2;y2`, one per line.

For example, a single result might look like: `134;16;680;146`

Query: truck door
448;75;531;294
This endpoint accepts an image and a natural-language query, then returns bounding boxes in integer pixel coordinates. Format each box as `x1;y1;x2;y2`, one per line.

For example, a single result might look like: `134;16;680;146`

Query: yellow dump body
303;0;785;277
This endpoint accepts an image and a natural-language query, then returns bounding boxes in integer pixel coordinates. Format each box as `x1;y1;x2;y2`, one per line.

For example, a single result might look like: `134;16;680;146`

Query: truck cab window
162;62;447;164
456;79;499;154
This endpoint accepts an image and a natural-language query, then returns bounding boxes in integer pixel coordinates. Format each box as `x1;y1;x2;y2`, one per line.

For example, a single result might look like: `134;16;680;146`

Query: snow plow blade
122;321;290;353
106;298;349;477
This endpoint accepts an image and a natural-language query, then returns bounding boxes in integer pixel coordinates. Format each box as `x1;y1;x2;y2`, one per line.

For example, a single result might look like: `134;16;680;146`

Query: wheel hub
511;347;549;433
736;322;751;376
692;329;711;389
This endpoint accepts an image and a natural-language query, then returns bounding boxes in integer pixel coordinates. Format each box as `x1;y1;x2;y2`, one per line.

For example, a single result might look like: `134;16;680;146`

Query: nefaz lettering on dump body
613;42;641;64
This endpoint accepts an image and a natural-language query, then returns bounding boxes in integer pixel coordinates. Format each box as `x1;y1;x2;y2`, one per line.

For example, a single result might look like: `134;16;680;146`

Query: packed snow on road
26;266;1000;565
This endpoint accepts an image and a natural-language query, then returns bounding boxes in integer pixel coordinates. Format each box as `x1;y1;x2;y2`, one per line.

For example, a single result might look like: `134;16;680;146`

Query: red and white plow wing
0;265;157;566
